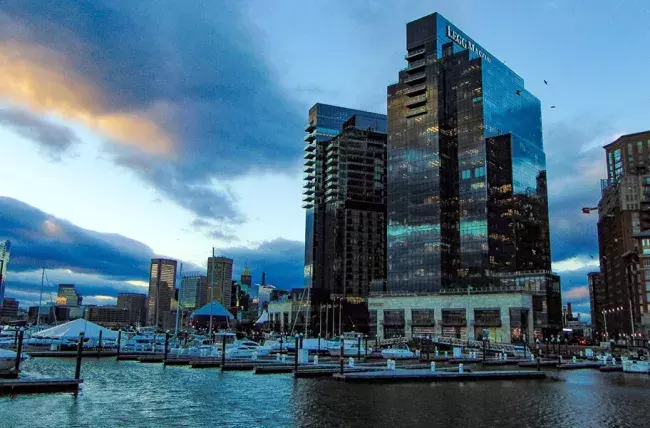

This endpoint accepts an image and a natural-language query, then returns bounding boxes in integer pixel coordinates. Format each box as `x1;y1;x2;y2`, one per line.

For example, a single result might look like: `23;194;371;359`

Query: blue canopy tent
190;301;235;328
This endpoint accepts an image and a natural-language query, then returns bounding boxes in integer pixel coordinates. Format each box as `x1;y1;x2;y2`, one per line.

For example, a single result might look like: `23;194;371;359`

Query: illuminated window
461;169;471;179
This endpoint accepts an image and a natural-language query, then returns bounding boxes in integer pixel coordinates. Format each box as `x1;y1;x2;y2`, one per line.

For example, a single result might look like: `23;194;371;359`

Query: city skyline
1;1;650;322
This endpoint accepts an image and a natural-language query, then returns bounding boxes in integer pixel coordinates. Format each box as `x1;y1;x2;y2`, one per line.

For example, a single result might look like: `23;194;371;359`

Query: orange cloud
0;42;173;155
564;286;589;300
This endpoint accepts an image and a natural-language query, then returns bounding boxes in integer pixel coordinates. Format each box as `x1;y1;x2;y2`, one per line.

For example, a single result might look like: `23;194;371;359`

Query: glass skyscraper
146;258;177;327
387;13;552;293
0;240;10;311
303;103;387;292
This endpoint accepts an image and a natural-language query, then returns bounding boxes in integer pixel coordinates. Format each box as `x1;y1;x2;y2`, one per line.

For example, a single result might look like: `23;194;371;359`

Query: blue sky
1;1;649;320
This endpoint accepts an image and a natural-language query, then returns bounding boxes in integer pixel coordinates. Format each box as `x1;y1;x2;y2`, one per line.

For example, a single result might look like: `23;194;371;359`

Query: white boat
622;359;650;373
226;340;270;359
0;348;29;370
381;344;416;360
327;338;370;357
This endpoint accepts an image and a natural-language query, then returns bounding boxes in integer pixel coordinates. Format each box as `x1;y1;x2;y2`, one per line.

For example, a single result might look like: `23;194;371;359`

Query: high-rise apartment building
207;256;233;308
321;114;388;298
303;103;387;290
178;273;208;310
587;272;605;332
56;284;82;306
0;240;11;310
117;292;147;325
387;13;552;291
597;130;650;338
146;258;177;326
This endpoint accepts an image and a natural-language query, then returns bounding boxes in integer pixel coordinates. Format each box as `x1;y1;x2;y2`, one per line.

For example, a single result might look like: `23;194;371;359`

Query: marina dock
0;378;82;395
599;365;623;372
332;369;546;383
0;369;19;379
557;362;603;370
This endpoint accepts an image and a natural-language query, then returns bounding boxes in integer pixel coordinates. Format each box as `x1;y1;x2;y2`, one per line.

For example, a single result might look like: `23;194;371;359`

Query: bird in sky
551;105;556;108
544;80;548;85
515;89;522;96
590;255;595;259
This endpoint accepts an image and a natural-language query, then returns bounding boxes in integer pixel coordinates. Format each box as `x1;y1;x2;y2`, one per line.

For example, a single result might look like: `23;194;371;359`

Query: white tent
255;310;269;325
32;318;118;340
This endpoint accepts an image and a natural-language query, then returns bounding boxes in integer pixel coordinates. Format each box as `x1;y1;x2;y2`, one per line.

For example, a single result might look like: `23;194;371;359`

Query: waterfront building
587;272;604;334
303;103;387;292
0;297;18;322
0;240;10;311
56;284;82;307
86;306;129;328
268;288;309;333
597;131;650;338
377;13;560;340
369;290;536;342
207;256;233;308
178;273;208;310
117;292;147;325
146;258;177;327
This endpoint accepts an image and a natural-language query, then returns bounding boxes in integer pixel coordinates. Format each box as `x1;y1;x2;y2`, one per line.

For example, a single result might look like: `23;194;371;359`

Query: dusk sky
1;1;649;320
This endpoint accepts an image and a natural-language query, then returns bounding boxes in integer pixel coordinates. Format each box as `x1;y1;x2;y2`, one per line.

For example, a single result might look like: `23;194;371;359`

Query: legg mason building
369;13;562;343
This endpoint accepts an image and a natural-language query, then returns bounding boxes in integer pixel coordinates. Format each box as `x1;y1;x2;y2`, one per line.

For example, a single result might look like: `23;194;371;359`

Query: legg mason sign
446;26;492;63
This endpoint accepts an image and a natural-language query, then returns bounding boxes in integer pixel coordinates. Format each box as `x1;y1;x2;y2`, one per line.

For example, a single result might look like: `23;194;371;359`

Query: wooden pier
26;350;118;358
0;369;19;379
0;378;82;395
138;356;165;363
332;369;546;383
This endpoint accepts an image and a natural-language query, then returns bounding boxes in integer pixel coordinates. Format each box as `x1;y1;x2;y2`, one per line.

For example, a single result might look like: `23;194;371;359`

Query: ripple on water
1;359;650;427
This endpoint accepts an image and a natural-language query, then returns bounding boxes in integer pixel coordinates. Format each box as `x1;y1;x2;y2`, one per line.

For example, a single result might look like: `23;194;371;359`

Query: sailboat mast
208;247;215;339
36;267;45;326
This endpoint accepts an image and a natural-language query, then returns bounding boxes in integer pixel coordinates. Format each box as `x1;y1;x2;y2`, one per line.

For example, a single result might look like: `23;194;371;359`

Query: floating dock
0;369;19;379
556;362;603;370
163;359;192;366
599;365;623;372
482;359;527;366
138;356;165;363
0;378;82;395
518;360;558;368
26;350;118;358
332;369;546;383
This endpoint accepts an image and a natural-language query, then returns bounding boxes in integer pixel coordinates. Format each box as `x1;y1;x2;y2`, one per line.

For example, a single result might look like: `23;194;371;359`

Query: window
643;260;650;268
644;270;650;280
638;141;643;152
474;166;486;177
461;169;471;179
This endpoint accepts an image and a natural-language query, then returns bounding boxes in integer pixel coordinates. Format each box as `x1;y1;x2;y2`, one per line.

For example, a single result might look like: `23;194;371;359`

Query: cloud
0;196;154;280
220;238;304;288
563;285;589;300
0;1;304;223
0;107;80;161
552;256;599;273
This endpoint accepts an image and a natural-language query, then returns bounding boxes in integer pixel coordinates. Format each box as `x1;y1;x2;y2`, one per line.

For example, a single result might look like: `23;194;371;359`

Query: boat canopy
32;319;118;340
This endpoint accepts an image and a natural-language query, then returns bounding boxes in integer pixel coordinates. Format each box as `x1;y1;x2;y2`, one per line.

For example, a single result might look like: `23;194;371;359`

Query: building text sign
446;26;492;63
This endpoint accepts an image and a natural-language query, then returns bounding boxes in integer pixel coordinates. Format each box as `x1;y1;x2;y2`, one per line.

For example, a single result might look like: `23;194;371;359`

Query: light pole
602;309;608;339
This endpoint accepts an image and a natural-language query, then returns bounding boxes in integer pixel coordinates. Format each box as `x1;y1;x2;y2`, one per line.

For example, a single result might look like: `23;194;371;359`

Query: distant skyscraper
303;103;387;293
179;273;208;310
57;284;81;306
0;240;11;310
320;114;387;298
146;258;177;326
207;256;233;308
240;266;252;287
117;292;147;325
387;13;552;292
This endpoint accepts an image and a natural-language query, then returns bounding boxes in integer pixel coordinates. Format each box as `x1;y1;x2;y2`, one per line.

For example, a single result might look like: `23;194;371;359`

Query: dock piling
164;331;170;362
294;335;299;372
357;335;361;360
221;333;226;369
14;328;24;372
116;331;122;359
97;330;103;358
339;336;344;375
75;332;84;380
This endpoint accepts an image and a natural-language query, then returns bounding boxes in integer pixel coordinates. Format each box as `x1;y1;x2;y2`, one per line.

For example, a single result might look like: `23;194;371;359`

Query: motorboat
226;340;271;359
0;348;29;370
622;359;650;373
381;344;416;360
328;339;370;357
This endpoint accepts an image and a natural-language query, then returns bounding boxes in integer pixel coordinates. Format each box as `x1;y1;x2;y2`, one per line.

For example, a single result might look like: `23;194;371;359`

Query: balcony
405;106;427;118
406;59;426;72
304;165;315;174
304;151;316;159
303;188;315;196
405;94;427;108
303;180;315;189
406;84;426;96
303;172;315;181
404;73;426;85
304;133;316;142
304;157;315;167
304;142;316;152
302;202;314;209
405;47;426;60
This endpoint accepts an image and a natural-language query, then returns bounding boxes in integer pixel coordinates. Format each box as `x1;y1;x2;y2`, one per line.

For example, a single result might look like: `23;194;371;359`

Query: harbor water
1;358;649;427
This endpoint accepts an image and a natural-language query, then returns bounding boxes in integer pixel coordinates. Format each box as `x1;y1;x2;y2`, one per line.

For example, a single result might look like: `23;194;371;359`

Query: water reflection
1;359;649;427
